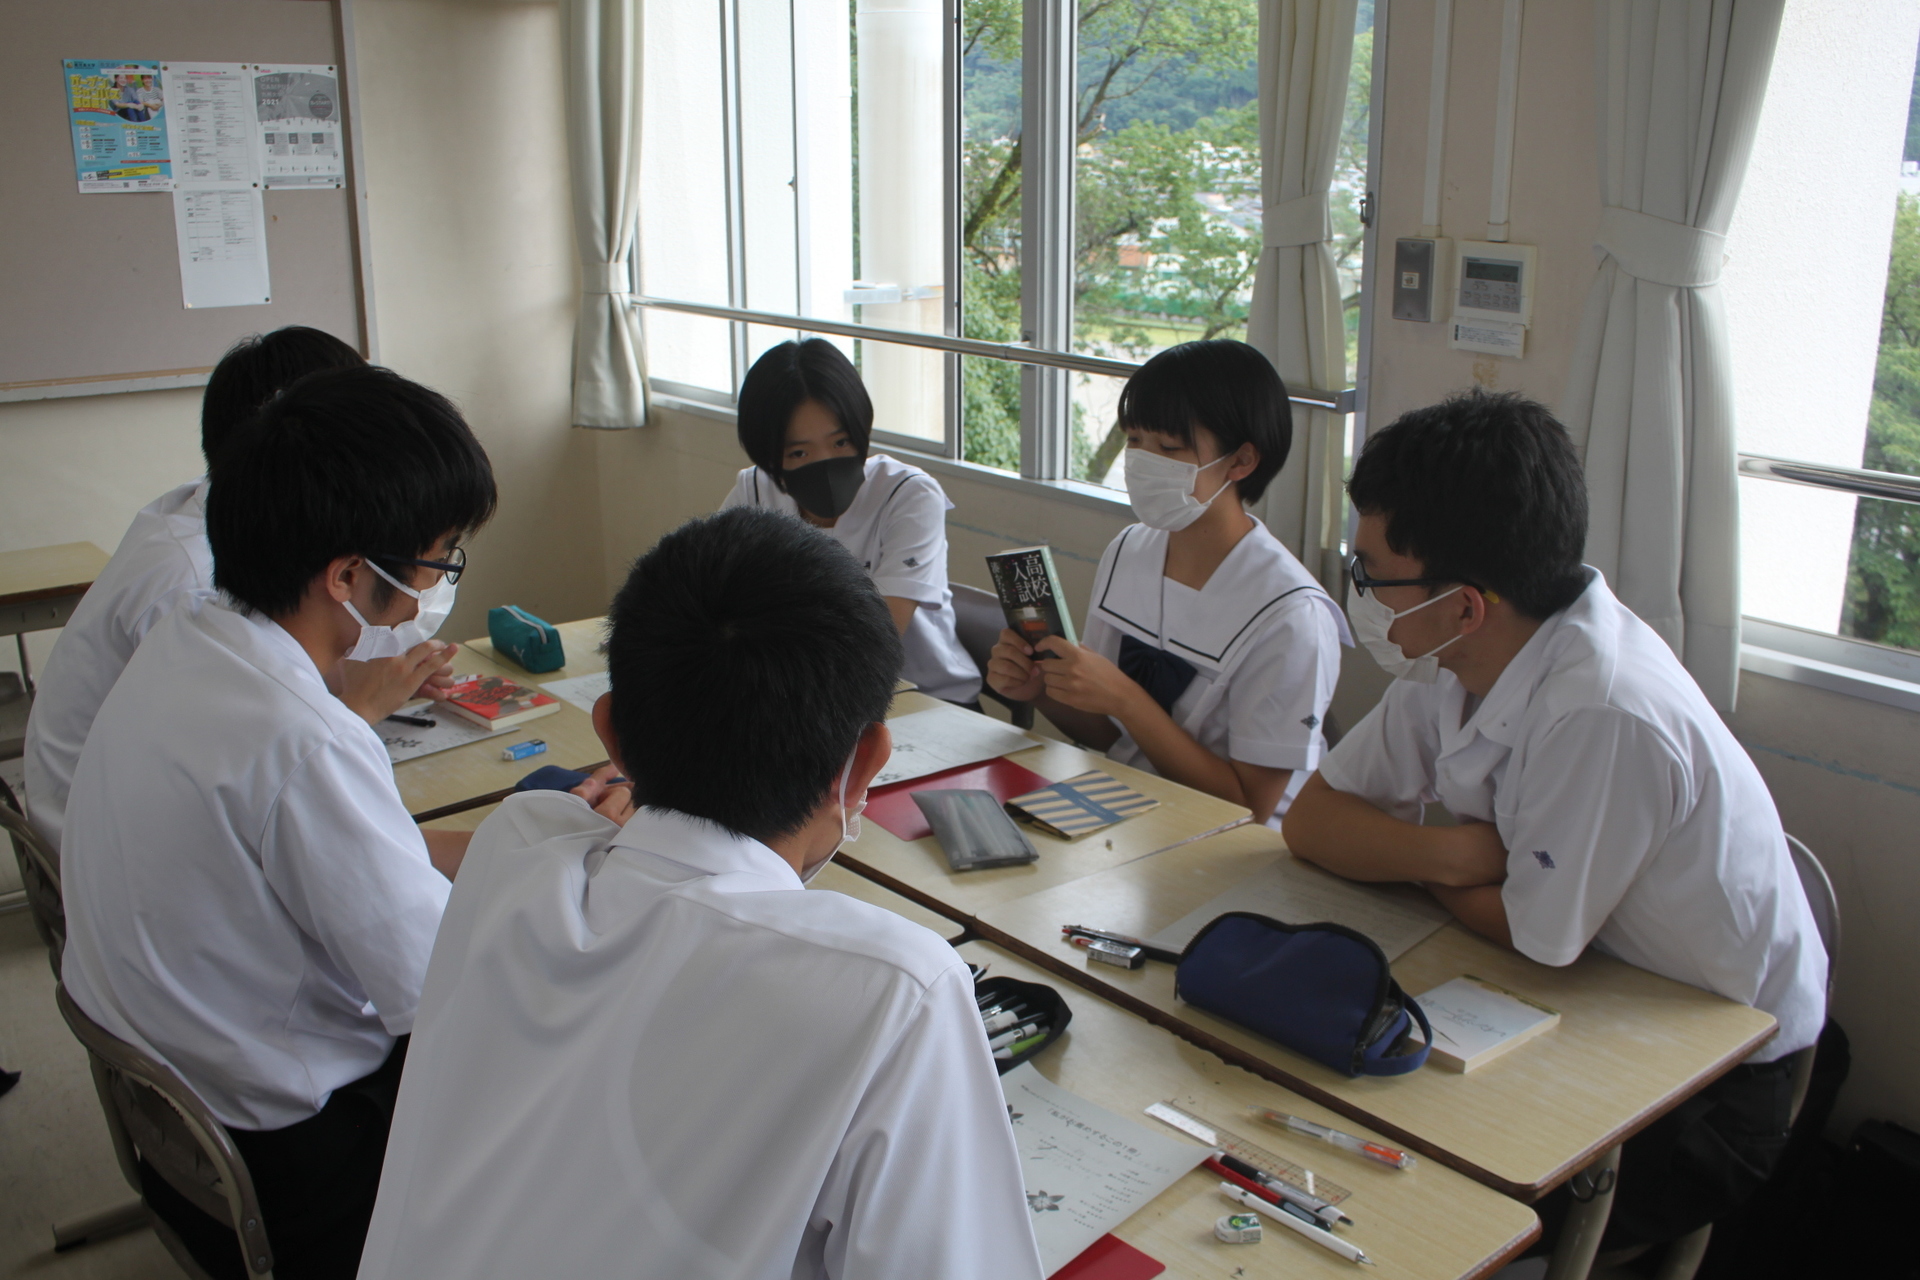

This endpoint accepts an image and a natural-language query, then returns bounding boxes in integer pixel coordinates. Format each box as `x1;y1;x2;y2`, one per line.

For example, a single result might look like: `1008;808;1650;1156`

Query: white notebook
1413;975;1560;1073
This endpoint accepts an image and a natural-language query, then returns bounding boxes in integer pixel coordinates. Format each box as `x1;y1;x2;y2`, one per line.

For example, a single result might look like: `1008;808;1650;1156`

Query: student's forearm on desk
1425;883;1513;948
1114;691;1290;822
423;829;473;881
1030;694;1123;751
1282;774;1507;887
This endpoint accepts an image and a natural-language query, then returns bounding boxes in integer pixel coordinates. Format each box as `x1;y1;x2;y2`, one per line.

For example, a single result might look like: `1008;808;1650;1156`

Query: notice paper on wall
253;65;345;188
999;1063;1207;1275
64;59;172;191
1144;854;1452;962
165;63;258;188
172;189;271;308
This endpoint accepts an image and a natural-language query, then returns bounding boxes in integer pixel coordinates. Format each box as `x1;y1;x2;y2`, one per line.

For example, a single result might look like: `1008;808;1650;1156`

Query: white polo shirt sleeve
1316;684;1447;824
810;960;1044;1280
261;732;452;1034
717;466;759;511
1498;706;1683;967
1223;601;1343;772
867;474;955;607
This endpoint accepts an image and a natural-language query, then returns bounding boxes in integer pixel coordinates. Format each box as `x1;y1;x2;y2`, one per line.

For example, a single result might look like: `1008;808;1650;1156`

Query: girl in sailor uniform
987;340;1348;826
719;339;981;705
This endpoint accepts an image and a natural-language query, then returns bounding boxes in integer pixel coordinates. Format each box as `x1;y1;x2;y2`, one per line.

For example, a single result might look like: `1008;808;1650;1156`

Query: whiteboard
0;0;371;400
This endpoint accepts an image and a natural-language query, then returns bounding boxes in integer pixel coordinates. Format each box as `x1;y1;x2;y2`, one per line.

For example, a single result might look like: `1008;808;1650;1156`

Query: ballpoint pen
1219;1183;1373;1264
1249;1108;1417;1170
1216;1152;1349;1226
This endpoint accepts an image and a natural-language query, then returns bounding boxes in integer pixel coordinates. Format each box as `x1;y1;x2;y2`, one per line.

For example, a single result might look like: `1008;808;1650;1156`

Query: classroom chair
0;777;63;976
1558;836;1842;1280
56;982;275;1278
950;583;1036;729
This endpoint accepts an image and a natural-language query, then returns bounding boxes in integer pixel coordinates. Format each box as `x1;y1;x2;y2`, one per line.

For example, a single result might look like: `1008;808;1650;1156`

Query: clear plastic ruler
1144;1100;1353;1205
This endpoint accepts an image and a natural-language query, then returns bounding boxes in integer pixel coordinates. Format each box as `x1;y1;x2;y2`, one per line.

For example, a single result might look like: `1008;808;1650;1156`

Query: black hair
1116;339;1292;504
1348;389;1590;619
605;507;903;843
735;339;873;489
200;326;366;467
206;366;498;618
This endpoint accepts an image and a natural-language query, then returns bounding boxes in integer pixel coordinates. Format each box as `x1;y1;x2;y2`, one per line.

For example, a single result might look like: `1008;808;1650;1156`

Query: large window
637;0;1368;489
1723;3;1920;677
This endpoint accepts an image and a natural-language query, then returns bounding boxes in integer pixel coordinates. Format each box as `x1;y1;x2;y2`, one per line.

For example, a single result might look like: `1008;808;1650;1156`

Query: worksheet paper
381;706;521;766
1144;856;1452;961
999;1063;1207;1276
539;671;610;716
164;64;258;188
172;189;272;308
253;65;345;188
872;704;1041;788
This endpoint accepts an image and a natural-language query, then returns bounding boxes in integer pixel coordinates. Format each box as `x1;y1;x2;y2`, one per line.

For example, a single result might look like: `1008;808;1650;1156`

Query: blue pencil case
488;606;565;674
1174;912;1432;1078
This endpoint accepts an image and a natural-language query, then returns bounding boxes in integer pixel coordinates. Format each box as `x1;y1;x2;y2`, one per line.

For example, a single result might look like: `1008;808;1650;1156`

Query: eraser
501;738;548;762
1085;938;1145;969
1214;1213;1263;1244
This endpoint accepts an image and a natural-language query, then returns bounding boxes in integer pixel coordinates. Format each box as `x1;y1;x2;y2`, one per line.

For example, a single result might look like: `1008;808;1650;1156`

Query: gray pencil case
911;789;1039;872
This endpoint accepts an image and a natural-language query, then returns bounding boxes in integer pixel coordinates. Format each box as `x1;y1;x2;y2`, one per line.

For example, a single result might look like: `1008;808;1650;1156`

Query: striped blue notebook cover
1006;771;1160;839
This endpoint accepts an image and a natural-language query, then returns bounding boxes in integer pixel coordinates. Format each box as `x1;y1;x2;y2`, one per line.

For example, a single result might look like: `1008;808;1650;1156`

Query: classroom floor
0;907;186;1278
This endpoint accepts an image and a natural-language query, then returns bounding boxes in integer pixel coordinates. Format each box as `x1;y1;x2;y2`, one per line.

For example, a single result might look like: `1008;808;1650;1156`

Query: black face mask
782;455;867;519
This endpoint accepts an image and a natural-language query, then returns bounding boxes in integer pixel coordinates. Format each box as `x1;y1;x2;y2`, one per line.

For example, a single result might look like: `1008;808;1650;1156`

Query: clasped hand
336;641;459;724
986;628;1143;719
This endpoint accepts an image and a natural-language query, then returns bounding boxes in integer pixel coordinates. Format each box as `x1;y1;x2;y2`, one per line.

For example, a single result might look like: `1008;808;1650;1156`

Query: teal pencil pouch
488;606;565;674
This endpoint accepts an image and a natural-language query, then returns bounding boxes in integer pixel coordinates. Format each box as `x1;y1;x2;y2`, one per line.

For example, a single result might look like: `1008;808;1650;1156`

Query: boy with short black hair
23;325;383;852
358;506;1041;1280
61;365;497;1279
1285;389;1826;1251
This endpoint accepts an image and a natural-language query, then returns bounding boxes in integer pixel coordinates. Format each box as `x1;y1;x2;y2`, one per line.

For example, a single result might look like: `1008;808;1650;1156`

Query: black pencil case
974;974;1073;1075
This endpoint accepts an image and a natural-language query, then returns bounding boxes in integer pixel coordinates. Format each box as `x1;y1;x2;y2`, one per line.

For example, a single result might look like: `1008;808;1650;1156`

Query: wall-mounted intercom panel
1448;240;1535;357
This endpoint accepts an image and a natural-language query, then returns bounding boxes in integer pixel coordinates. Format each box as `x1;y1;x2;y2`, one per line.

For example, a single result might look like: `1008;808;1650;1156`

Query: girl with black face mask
718;339;982;707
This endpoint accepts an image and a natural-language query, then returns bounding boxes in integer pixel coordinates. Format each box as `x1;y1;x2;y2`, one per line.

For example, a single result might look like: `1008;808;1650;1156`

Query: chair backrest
0;776;64;976
949;583;1035;728
1785;835;1839;992
54;984;275;1277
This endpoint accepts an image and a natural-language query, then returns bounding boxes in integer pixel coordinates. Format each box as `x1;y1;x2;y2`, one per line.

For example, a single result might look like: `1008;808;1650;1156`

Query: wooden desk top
422;801;964;942
836;691;1249;925
0;541;110;606
394;620;611;820
973;833;1779;1200
960;942;1538;1280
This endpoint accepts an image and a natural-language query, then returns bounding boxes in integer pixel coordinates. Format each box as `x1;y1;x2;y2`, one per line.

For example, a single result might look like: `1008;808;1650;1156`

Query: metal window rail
1739;453;1920;506
633;296;1358;415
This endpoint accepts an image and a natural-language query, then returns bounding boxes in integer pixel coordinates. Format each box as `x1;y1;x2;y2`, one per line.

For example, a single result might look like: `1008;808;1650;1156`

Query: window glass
1724;5;1920;651
959;0;1023;470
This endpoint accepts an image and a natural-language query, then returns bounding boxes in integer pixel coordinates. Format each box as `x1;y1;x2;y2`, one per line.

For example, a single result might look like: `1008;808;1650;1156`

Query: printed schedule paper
164;63;259;188
1144;854;1451;961
172;189;272;309
999;1063;1207;1276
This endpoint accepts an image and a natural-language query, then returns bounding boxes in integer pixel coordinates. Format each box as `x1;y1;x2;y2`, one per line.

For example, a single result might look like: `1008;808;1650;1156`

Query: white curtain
1247;0;1358;587
565;0;649;428
1560;0;1784;711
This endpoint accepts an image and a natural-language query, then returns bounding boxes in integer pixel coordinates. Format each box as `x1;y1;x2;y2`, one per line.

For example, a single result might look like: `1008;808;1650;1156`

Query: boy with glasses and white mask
988;340;1348;826
60;366;497;1279
1285;389;1826;1254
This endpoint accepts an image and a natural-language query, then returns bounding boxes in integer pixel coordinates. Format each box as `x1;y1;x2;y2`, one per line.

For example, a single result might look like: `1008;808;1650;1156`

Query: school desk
959;941;1539;1280
833;689;1249;925
0;541;111;690
971;830;1780;1202
418;801;966;941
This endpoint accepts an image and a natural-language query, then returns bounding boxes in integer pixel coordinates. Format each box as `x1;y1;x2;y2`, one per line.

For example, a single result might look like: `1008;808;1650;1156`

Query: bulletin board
0;0;373;401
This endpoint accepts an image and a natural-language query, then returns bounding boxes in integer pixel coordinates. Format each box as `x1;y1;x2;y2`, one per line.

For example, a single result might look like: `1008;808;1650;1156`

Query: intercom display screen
1460;258;1523;313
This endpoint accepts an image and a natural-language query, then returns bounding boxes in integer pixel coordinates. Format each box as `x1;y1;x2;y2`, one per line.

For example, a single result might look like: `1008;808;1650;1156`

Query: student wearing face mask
357;507;1041;1280
22;326;448;857
719;338;981;705
987;340;1349;826
59;366;497;1280
1284;390;1826;1255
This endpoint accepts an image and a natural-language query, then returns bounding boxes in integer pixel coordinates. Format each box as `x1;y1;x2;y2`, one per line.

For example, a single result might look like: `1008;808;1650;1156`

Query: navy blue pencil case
1174;912;1432;1078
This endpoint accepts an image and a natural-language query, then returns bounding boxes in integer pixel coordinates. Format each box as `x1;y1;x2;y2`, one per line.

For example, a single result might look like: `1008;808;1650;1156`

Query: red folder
1054;1234;1165;1280
865;757;1054;842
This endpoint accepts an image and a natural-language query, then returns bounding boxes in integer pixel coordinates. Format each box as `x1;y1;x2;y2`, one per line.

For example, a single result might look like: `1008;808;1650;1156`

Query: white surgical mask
800;746;867;885
1123;449;1233;532
1346;583;1464;684
342;558;457;662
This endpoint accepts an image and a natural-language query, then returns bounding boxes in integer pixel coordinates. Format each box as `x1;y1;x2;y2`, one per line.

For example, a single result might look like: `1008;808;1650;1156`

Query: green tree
1840;192;1920;650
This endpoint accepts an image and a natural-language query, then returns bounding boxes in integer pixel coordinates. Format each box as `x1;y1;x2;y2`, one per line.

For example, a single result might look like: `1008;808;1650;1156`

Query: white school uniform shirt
359;796;1042;1280
23;477;214;852
720;454;982;703
1083;519;1349;824
59;594;451;1130
1319;571;1827;1060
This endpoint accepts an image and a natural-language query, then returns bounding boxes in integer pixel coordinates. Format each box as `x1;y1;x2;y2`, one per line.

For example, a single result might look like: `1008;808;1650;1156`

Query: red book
1054;1234;1164;1280
439;674;561;731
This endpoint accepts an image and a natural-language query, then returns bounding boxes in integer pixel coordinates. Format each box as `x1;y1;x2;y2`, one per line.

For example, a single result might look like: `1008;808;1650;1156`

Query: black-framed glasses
373;546;466;584
1347;555;1474;598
